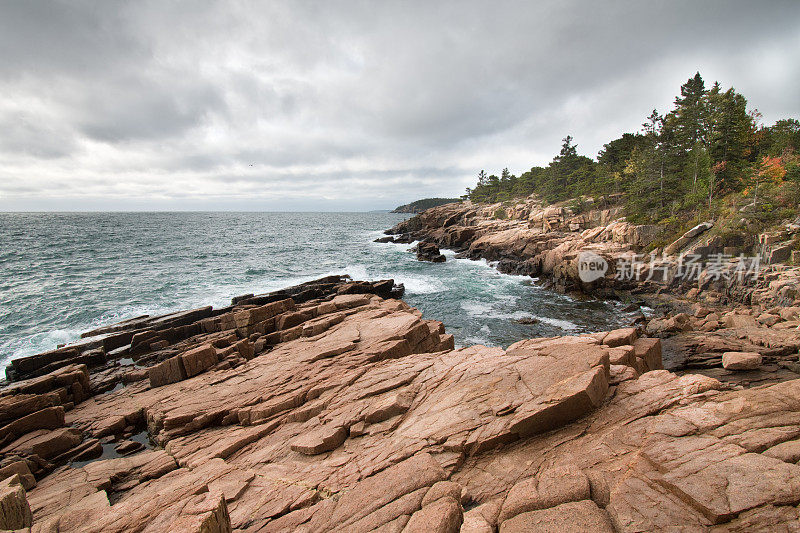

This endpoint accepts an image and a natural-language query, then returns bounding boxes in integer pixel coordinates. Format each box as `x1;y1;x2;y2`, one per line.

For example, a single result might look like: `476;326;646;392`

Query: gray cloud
0;0;798;210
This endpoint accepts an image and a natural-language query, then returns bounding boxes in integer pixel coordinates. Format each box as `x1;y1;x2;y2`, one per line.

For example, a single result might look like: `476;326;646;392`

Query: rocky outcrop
2;277;800;530
663;220;714;255
386;198;800;389
414;241;446;262
3;276;403;387
385;198;668;295
386;199;800;306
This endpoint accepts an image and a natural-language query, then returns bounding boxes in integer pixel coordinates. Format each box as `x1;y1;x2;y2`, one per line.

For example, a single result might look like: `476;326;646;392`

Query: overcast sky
1;1;798;211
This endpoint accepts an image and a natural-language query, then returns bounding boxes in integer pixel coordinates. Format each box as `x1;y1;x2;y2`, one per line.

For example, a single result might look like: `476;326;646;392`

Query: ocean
0;211;636;367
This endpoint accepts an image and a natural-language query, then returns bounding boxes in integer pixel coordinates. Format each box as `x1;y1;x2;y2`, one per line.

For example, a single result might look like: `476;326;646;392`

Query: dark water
0;212;635;366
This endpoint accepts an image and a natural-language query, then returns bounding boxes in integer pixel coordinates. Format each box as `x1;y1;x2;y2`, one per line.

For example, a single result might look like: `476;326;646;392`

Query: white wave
459;299;580;331
2;328;84;367
535;316;581;331
334;264;371;281
463;335;495;347
460;301;526;320
460;301;489;316
397;274;446;294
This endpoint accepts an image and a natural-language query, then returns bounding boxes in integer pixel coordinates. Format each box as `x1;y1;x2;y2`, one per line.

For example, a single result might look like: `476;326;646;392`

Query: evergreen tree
706;86;753;192
665;72;709;193
761;119;800;156
597;133;644;195
462;71;795;231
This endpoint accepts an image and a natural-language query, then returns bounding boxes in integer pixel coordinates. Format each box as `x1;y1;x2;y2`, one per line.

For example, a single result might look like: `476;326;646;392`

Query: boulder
276;311;307;331
602;328;637;347
763;439;800;463
633;337;663;371
115;439;145;456
332;294;371;309
461;513;494;533
499;500;613;532
0;461;36;491
646;313;692;336
779;306;800;321
1;427;82;459
693;305;713;318
609;364;639;385
684;221;714;239
723;313;758;329
721;351;762;371
607;345;634;366
231;339;253;361
509;365;608;438
149;355;188;387
768;243;793;264
180;344;218;378
95;414;127;437
416;242;446;263
0;474;32;530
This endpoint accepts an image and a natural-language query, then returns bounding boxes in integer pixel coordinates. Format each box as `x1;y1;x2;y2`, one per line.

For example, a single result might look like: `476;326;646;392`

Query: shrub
569;197;590;215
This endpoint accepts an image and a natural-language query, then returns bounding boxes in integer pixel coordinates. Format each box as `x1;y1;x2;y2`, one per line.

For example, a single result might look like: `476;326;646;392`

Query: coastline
0;271;798;529
383;198;800;388
1;2;798;531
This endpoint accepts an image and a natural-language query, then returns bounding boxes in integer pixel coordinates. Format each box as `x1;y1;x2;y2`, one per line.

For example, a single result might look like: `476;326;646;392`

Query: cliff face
1;276;800;530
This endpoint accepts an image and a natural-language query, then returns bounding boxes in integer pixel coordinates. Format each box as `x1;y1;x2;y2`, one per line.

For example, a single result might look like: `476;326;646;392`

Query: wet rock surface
414;241;446;263
2;275;800;530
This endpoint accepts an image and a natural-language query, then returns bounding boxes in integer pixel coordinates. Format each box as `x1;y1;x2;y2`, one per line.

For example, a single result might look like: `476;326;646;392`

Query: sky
1;1;799;212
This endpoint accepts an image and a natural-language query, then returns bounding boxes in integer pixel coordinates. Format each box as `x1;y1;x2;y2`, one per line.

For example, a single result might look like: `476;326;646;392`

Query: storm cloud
1;0;798;210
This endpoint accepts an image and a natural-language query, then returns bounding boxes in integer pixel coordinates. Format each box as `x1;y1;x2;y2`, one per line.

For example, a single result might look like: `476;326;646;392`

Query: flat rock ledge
1;277;800;530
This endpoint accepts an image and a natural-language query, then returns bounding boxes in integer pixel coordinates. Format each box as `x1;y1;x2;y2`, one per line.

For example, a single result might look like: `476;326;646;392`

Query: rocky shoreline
0;250;798;529
384;198;800;389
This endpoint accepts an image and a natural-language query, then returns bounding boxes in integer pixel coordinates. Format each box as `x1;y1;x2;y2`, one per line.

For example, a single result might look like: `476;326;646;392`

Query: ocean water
0;212;635;367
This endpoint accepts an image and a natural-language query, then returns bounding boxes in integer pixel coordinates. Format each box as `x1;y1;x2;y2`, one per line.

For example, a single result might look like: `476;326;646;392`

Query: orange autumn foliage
759;155;787;181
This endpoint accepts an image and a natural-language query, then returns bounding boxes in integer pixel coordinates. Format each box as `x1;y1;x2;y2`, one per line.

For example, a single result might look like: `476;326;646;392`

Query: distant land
391;197;461;213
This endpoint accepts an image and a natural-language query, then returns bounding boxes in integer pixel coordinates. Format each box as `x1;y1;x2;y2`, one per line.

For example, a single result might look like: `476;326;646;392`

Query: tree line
465;72;800;228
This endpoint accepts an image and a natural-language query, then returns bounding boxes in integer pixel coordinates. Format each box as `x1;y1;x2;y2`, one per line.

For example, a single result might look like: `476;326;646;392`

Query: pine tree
643;109;667;209
666;72;709;193
555;136;578;161
706;85;753;192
